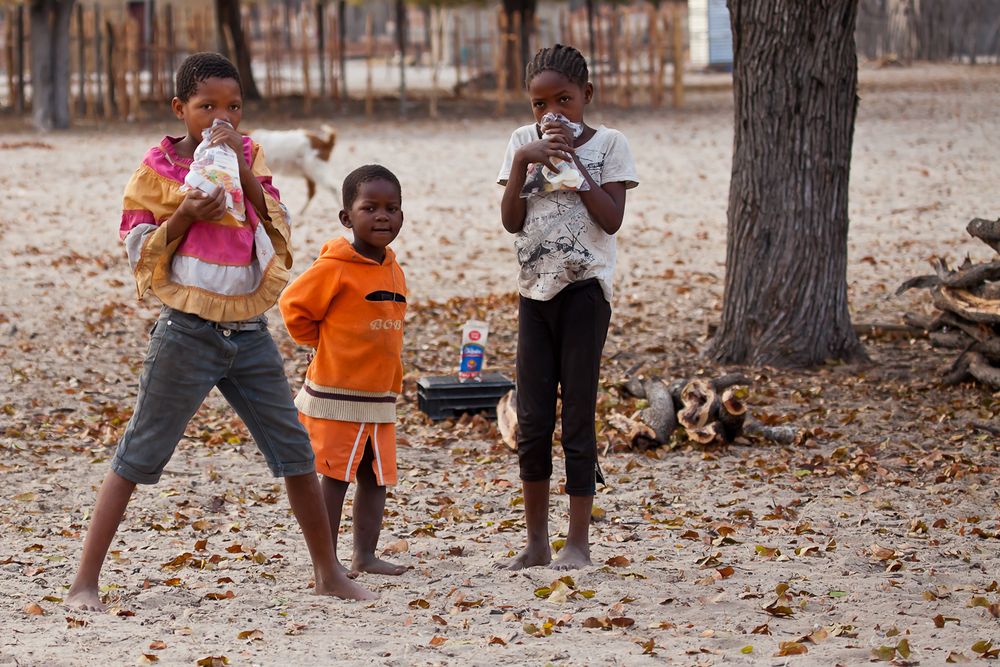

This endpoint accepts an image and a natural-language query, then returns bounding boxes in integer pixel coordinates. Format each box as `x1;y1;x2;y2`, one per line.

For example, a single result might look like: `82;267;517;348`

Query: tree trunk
502;0;536;90
337;0;347;101
396;0;407;115
214;0;260;100
709;0;867;367
30;0;74;131
585;0;596;58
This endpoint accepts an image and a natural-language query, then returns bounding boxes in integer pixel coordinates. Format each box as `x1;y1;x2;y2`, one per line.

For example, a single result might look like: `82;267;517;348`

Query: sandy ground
1;64;999;666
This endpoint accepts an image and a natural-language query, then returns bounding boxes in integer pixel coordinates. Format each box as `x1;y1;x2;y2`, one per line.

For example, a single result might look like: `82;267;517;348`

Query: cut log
896;274;940;295
623;375;646;399
639;377;677;444
686;421;724;445
967;217;1000;254
929;330;977;350
933;258;1000;290
970;420;1000;436
853;321;928;339
897;258;1000;294
678;379;716;430
938;312;1000;361
962;351;1000;387
932;287;1000;325
942;350;1000;388
717;385;748;441
667;378;687;407
903;311;946;332
972;281;1000;301
497;389;518;451
743;418;800;445
710;373;753;393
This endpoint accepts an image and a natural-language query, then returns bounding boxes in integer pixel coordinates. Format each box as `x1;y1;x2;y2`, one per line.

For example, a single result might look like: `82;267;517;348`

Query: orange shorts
298;415;397;485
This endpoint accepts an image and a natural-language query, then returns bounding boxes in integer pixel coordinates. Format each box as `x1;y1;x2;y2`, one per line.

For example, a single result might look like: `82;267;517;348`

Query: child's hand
177;186;227;223
540;118;575;147
516;135;574;173
210;122;248;169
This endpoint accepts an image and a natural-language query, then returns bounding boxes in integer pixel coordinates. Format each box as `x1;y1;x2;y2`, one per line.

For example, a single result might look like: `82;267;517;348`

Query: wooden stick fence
0;2;690;120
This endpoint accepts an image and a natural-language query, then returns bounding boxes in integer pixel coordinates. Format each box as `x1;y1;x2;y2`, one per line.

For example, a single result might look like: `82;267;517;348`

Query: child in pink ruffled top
66;52;376;610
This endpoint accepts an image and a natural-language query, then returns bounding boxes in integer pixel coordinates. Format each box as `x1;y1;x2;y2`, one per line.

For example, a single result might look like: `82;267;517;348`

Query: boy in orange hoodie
279;165;408;577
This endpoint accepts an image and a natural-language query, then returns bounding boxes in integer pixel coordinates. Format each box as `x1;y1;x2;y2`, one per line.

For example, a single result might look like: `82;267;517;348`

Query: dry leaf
382;539;408;555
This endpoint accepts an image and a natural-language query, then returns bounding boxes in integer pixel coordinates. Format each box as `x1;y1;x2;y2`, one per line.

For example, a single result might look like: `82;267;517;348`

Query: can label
458;320;489;382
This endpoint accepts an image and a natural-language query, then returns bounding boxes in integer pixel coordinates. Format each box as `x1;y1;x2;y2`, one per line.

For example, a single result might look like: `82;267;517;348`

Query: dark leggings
515;279;611;496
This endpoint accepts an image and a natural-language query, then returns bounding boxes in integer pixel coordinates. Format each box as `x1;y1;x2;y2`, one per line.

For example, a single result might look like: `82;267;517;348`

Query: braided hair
175;52;241;101
342;165;402;210
524;44;589;89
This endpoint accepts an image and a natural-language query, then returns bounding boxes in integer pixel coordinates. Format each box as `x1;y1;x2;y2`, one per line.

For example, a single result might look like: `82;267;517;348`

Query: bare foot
551;543;591;570
65;584;105;612
500;543;552;570
351;555;408;576
315;573;378;601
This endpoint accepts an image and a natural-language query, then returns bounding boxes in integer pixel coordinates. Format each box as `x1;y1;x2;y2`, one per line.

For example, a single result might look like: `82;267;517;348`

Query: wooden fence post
429;6;441;118
671;4;684;109
301;9;313;114
15;3;25;114
94;5;103;117
316;0;326;98
495;8;506;115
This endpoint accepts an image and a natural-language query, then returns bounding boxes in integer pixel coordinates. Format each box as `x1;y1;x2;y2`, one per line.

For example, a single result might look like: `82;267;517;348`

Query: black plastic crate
416;372;515;421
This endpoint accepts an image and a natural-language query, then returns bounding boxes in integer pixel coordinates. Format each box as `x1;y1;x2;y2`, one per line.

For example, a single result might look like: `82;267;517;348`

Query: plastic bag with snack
520;112;590;198
179;119;246;221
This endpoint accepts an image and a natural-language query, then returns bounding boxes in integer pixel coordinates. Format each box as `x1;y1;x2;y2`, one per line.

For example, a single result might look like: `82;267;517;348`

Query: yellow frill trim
134;194;293;322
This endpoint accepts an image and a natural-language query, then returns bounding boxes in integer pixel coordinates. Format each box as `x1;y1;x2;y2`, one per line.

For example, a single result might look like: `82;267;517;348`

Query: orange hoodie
279;236;406;423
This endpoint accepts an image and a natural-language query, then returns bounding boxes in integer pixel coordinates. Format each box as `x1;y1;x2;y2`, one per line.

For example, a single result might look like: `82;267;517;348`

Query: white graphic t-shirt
497;124;639;302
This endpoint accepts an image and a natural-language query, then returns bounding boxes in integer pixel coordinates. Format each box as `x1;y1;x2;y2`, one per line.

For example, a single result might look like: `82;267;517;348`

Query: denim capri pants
111;307;315;484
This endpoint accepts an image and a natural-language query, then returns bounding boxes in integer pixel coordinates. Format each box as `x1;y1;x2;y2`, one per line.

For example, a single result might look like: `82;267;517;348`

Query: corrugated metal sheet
688;0;709;66
689;0;732;67
707;0;732;65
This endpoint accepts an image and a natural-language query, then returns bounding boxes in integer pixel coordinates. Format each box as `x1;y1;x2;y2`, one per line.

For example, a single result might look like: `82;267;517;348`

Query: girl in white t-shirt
497;44;639;571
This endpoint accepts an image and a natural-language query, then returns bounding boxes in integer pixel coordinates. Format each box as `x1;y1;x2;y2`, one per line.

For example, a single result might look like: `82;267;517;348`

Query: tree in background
708;0;867;367
29;0;74;130
501;0;536;89
215;0;260;100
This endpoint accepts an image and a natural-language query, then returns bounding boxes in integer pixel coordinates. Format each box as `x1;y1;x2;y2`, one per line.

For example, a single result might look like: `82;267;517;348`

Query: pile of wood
495;373;802;451
897;218;1000;389
610;373;800;448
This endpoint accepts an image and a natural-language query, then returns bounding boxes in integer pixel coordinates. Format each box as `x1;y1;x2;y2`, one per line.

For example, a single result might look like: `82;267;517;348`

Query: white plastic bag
180;119;246;221
520;112;590;198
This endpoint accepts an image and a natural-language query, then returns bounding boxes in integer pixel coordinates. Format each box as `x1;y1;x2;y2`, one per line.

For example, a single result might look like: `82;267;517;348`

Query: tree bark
502;0;536;90
396;0;406;115
30;0;74;131
709;0;867;368
214;0;260;100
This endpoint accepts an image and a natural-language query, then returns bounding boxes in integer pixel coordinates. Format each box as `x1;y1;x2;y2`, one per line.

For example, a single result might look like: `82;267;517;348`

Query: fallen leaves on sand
196;658;230;667
533;576;595;603
872;638;911;661
775;641;808;657
382;539;409;555
972;640;999;659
